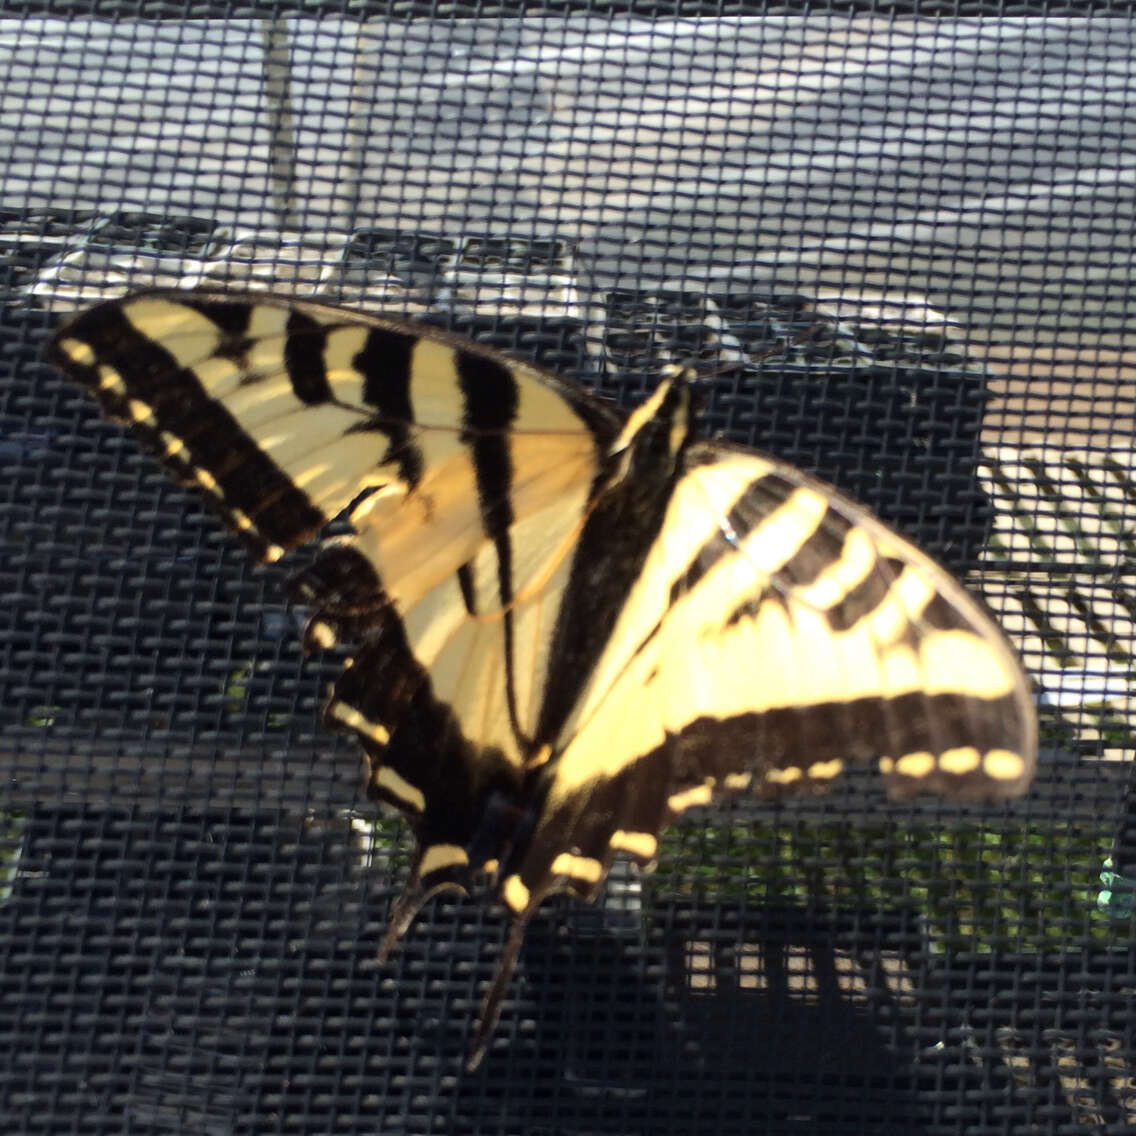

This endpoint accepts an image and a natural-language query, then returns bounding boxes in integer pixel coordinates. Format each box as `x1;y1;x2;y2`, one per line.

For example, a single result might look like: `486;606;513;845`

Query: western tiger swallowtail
49;291;1037;1070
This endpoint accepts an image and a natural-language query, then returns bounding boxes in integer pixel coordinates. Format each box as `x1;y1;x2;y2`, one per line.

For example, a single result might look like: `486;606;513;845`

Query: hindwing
50;290;1037;1071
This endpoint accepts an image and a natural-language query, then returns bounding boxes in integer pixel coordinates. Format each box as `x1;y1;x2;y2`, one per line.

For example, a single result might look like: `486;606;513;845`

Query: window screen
2;12;1134;1135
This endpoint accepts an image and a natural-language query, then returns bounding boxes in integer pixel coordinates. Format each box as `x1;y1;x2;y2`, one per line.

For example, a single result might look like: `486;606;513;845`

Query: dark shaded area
4;805;1132;1133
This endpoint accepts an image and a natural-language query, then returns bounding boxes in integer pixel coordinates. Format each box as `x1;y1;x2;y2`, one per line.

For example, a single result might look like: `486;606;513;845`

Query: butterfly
49;291;1037;1069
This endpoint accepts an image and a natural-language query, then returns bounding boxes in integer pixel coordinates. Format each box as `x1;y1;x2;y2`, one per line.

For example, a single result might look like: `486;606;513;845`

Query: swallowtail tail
50;291;1037;1069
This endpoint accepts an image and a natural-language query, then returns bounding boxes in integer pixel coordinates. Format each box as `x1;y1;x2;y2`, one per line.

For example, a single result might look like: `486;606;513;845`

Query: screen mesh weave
2;11;1134;1134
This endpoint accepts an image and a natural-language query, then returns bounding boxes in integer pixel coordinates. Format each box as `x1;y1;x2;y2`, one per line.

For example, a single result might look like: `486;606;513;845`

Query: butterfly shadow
437;897;938;1135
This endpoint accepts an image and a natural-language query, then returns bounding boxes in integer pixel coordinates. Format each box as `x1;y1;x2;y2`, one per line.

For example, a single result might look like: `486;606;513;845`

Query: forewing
661;443;1037;800
49;292;614;578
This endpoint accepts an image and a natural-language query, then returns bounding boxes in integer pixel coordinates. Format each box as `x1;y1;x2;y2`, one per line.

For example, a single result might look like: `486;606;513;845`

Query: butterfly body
50;291;1037;1069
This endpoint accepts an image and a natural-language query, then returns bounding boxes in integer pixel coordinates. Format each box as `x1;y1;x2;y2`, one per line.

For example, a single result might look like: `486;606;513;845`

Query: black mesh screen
3;11;1135;1134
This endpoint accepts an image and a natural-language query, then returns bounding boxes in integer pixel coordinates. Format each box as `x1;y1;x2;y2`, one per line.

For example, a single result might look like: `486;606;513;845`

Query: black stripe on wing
349;325;423;489
50;297;329;560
